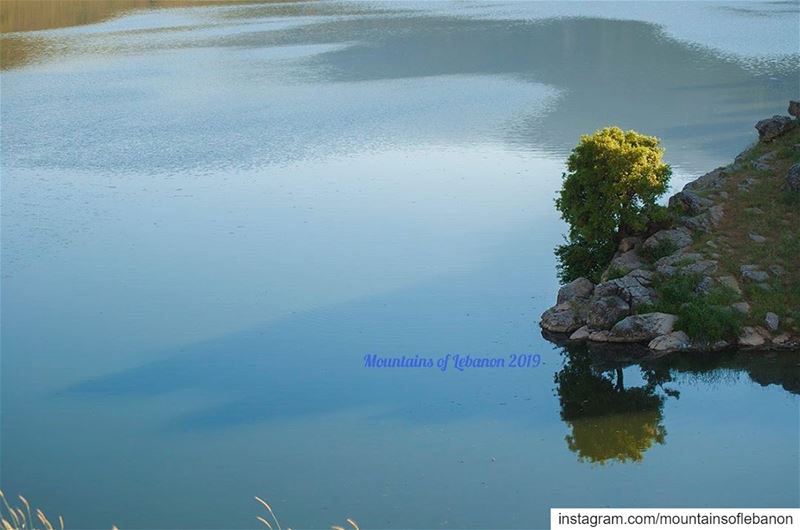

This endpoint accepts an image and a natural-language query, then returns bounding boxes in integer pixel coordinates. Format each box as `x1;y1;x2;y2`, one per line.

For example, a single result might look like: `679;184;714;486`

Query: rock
668;190;713;215
540;303;584;333
684;167;727;191
648;331;691;352
717;275;742;295
789;100;800;118
719;191;729;200
588;330;610;342
740;265;769;283
608;313;678;343
773;333;791;345
732;302;751;314
594;270;657;308
605;249;646;277
585;295;631;330
695;276;715;295
557;277;595;305
643;227;693;252
683;204;724;232
755;282;772;292
755;115;797;142
744;207;764;215
765;312;780;332
738;326;766;347
769;265;786;277
751;152;776;171
785;163;800;192
655;252;717;277
618;236;642;253
749;233;766;243
569;325;591;341
712;340;730;351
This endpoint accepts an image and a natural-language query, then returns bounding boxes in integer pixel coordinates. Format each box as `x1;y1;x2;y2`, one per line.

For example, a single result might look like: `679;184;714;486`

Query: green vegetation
638;273;742;342
555;127;672;282
640;238;678;263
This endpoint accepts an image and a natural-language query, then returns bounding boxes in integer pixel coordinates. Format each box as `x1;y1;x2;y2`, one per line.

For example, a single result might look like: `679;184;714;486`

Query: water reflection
552;339;800;465
554;344;675;464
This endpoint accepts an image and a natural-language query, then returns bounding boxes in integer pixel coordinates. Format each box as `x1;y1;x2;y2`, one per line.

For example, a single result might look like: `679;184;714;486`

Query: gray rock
786;163;800;192
668;190;713;215
569;325;591;341
648;331;691;352
683;204;724;232
755;115;797;142
744;207;764;215
594;270;657;308
557;277;595;305
655;252;717;277
732;302;751;315
684;167;727;191
606;249;646;277
765;312;780;332
752;152;776;171
618;236;642;253
738;326;766;347
740;265;769;283
540;303;585;333
588;330;610;342
694;276;715;295
789;100;800;118
643;227;693;252
719;191;729;200
712;340;730;351
749;233;767;243
608;313;678;343
755;282;772;292
773;333;791;345
586;295;631;330
717;275;742;295
769;265;786;277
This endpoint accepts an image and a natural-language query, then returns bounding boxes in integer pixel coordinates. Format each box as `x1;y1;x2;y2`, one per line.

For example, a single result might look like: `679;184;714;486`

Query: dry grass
2;491;360;530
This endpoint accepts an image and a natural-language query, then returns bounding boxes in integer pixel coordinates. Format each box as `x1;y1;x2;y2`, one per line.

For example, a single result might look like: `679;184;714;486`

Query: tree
555;127;671;282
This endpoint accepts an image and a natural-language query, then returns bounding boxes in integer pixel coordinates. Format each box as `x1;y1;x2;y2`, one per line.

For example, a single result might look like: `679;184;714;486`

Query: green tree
555;127;671;282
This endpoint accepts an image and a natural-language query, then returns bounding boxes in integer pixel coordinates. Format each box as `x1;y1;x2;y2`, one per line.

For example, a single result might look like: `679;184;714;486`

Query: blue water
1;2;798;528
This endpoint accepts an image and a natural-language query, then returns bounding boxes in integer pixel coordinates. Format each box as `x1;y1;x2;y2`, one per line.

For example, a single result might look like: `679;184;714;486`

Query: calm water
1;1;799;529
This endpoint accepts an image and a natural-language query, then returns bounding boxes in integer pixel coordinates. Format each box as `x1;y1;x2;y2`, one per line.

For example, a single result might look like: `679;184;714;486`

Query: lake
1;1;798;528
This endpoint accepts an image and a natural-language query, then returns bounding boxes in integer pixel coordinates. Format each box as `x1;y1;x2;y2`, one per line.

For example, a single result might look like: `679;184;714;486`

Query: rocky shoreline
540;101;800;354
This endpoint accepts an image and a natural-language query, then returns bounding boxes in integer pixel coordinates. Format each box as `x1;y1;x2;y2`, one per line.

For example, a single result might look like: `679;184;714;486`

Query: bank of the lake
541;103;800;354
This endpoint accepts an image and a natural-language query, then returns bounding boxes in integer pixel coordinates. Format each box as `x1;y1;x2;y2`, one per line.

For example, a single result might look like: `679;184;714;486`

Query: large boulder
684;167;727;191
585;295;631;330
648;331;691;352
608;313;678;343
755;115;796;142
642;227;693;253
683;204;724;232
604;249;646;278
557;277;595;305
738;326;766;347
668;190;713;215
540;303;584;333
785;163;800;192
655;252;717;277
595;269;657;308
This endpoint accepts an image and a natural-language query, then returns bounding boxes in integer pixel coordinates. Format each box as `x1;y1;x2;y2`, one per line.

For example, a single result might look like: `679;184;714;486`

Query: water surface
1;2;798;529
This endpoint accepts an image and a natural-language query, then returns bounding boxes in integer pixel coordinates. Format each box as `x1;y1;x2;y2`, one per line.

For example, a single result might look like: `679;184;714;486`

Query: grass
1;492;361;530
702;127;800;335
637;273;743;342
0;491;62;530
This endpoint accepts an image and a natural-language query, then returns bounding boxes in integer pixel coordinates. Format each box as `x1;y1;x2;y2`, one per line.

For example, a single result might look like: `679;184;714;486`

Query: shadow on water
549;335;800;464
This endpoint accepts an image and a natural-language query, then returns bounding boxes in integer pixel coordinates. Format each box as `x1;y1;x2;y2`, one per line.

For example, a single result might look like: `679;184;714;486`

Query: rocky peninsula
541;101;800;353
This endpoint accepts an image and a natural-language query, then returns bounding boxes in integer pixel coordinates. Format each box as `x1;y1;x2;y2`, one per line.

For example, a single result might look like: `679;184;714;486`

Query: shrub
555;127;672;283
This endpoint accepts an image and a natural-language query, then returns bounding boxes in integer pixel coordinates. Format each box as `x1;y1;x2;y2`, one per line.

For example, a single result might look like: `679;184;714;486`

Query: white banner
551;508;799;530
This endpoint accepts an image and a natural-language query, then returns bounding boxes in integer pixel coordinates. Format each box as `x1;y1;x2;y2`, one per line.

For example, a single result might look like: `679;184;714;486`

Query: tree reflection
555;345;677;464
